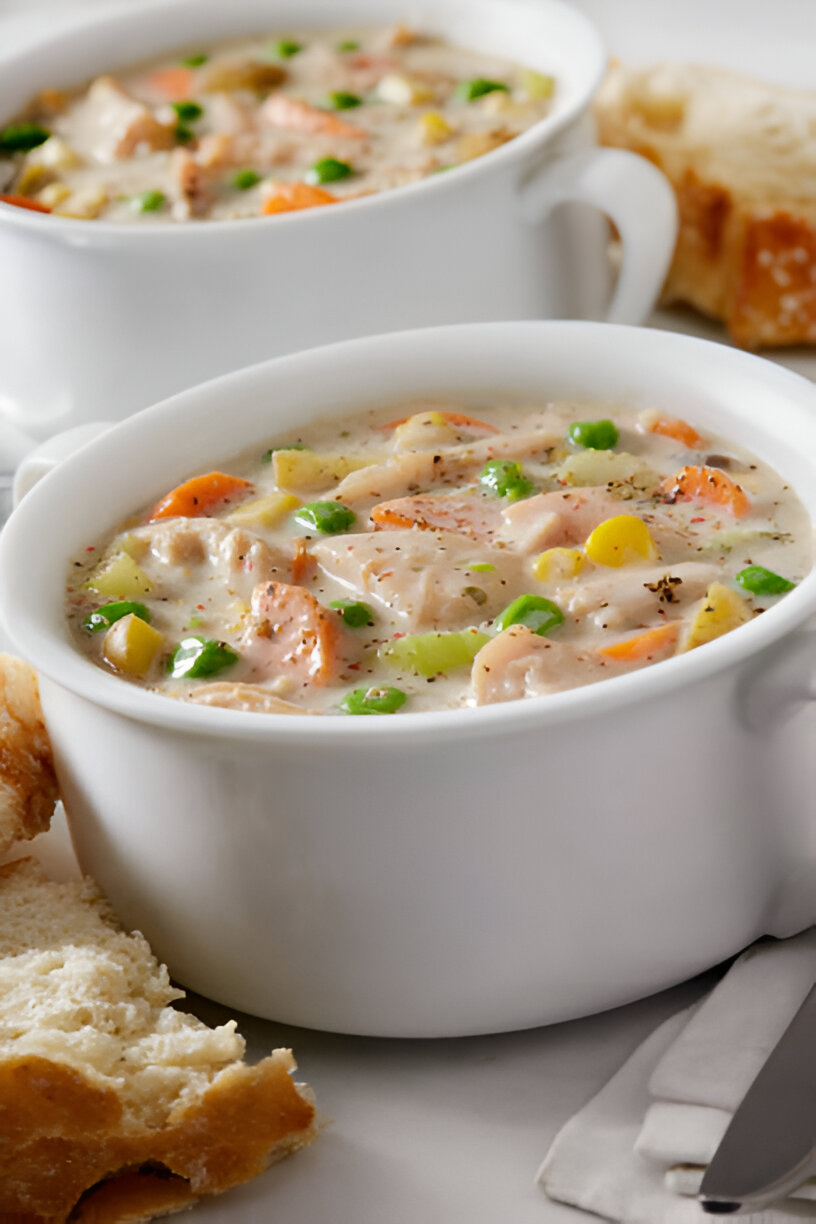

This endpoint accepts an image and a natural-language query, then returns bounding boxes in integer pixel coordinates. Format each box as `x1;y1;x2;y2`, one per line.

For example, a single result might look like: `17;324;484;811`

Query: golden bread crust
0;655;59;856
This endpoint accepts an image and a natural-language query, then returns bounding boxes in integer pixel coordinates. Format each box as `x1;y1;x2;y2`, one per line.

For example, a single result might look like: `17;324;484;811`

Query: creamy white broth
3;25;556;221
65;398;813;716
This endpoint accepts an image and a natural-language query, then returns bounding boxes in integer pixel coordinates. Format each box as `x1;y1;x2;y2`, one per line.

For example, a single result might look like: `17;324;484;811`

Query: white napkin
538;930;816;1222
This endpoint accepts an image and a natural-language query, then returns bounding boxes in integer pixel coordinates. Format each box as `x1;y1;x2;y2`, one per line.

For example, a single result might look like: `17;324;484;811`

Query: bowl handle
12;422;114;507
518;146;678;325
740;624;816;936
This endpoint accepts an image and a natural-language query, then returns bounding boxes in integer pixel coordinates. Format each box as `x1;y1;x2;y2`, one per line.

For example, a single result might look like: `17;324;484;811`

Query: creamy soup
65;398;812;715
0;25;556;221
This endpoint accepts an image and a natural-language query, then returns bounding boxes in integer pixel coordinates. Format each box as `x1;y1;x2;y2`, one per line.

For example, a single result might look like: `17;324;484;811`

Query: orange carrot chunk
378;411;500;434
147;66;195;100
662;465;751;518
147;472;253;521
262;182;337;215
598;622;680;661
0;194;51;213
262;94;366;139
650;417;705;449
291;537;316;585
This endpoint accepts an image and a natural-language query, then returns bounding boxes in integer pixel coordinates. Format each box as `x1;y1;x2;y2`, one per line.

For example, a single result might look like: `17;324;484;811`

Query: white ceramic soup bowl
0;0;676;457
3;321;816;1038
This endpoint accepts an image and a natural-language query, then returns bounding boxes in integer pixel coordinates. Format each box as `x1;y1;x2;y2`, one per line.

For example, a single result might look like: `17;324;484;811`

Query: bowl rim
2;319;815;747
0;0;605;241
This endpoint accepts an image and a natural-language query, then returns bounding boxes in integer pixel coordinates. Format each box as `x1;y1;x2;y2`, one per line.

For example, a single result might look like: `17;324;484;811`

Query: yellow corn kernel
377;72;435;105
533;547;584;582
37;181;72;208
272;449;375;492
584;515;657;568
83;552;153;598
682;582;751;652
226;492;301;528
520;69;556;100
416;111;453;146
102;613;164;677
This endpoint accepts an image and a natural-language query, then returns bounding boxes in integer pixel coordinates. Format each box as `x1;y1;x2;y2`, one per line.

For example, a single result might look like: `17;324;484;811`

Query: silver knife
699;981;816;1214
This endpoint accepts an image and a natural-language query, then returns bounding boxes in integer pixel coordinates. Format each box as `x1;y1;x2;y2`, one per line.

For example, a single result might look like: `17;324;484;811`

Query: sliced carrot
650;417;705;449
662;465;751;518
147;66;195;100
598;622;680;661
249;581;342;685
147;472;253;522
262;182;338;215
378;411;500;434
292;537;316;585
262;94;366;139
371;493;502;539
0;194;51;214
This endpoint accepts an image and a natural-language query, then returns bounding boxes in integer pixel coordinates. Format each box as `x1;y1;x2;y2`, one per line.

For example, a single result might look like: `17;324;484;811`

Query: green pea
568;419;619;450
130;190;165;213
232;168;262;191
0;122;50;154
479;458;534;501
329;599;375;627
494;594;564;636
171;100;203;122
261;441;309;462
174;121;194;144
168;636;239;679
306;157;353;185
294;501;356;534
735;565;796;596
181;53;208;67
340;685;407;715
455;79;509;102
337;39;360;51
272;39;302;58
83;601;151;633
327;91;363;110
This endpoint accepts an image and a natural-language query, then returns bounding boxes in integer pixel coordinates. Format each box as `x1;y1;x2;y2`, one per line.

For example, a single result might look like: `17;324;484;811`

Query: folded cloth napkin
537;929;816;1223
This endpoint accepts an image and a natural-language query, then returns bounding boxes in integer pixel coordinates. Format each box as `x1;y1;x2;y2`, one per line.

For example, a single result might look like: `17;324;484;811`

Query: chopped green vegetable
462;586;487;606
327;90;363;110
271;39;302;58
494;594;564;636
294;501;356;534
337;39;360;51
181;53;208;67
379;629;490;677
469;562;496;573
520;69;556;99
130;190;165;213
329;599;375;627
432;164;455;173
568;419;619;450
261;442;309;462
83;601;151;633
735;565;796;596
174;122;195;144
455;79;509;102
231;168;262;190
306;157;354;185
168;636;239;679
479;458;534;501
341;685;408;715
0;122;50;154
171;100;203;122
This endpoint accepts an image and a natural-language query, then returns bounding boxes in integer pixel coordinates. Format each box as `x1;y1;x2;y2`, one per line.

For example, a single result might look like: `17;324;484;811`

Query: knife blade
699;980;816;1214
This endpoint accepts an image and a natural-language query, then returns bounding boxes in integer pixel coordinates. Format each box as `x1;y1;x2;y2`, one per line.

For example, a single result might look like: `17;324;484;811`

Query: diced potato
392;411;457;450
700;528;788;556
681;582;751;652
377;73;435;105
37;182;72;208
272;449;376;492
83;552;153;598
226;492;301;528
584;515;658;568
115;533;150;563
102;613;164;677
54;185;109;219
14;163;48;195
519;69;556;100
533;547;584;582
416;111;453;146
38;136;82;172
556;449;659;492
456;128;512;162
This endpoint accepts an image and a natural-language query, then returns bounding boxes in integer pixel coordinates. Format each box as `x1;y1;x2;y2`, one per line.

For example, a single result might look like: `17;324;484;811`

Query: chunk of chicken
566;561;720;632
471;626;609;704
124;519;291;595
59;75;174;162
371;492;505;540
186;682;314;715
312;529;520;631
500;487;631;553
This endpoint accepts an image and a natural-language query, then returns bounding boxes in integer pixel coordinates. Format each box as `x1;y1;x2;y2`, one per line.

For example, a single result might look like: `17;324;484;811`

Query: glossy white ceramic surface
0;0;675;451
2;320;815;1037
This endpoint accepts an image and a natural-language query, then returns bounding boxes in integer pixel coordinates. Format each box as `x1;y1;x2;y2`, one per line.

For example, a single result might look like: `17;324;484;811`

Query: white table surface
2;3;815;1221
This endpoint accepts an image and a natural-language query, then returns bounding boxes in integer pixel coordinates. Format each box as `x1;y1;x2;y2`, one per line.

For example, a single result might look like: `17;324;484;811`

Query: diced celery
83;552;153;598
379;629;490;677
520;69;556;100
556;449;658;492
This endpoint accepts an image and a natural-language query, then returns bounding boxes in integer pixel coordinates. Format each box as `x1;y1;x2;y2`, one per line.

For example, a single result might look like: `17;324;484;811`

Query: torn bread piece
0;653;60;856
0;857;318;1223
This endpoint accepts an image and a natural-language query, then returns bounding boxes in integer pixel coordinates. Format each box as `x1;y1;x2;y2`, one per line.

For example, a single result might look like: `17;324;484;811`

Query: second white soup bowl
2;322;815;1037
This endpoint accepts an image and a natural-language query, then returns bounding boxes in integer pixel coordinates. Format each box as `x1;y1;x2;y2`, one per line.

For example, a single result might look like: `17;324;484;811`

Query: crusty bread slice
594;62;816;348
0;653;60;856
0;857;317;1223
